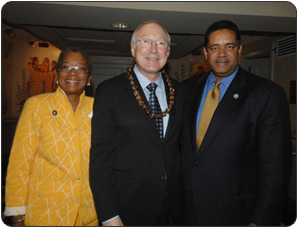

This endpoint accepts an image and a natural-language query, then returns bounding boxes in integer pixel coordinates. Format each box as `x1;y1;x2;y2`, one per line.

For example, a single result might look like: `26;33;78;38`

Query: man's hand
103;217;124;226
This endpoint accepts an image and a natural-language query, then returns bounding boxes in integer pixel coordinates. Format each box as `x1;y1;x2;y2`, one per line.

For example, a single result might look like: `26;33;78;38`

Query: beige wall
2;28;61;119
168;53;206;82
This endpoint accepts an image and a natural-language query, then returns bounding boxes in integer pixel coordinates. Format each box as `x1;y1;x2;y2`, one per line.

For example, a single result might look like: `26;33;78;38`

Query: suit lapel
189;73;209;156
197;68;247;156
163;76;176;142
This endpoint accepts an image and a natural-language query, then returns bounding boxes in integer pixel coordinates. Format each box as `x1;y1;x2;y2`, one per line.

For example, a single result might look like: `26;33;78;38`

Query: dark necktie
147;82;164;141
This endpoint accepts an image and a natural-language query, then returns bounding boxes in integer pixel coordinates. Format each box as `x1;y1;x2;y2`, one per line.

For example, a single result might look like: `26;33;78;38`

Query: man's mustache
215;57;230;62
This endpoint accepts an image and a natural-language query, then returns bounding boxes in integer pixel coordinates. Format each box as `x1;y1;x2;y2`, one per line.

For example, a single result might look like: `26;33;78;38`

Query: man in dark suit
181;20;292;226
89;21;184;226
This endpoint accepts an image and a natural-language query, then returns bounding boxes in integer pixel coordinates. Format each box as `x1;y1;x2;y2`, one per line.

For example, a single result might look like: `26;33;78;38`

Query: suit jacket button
187;186;192;191
194;161;199;167
160;174;165;180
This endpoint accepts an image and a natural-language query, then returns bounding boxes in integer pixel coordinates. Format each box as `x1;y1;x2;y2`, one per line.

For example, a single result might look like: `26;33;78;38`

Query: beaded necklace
127;65;175;119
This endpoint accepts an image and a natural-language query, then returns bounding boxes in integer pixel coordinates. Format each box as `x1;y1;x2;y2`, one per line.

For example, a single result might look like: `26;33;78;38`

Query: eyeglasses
60;65;88;74
133;38;169;49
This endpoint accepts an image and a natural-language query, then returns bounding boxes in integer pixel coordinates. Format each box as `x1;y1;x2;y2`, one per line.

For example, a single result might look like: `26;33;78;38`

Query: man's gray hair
131;21;171;50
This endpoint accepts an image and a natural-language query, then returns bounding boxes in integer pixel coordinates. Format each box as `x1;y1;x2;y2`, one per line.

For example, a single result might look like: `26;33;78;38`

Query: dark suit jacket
181;67;292;226
89;71;185;226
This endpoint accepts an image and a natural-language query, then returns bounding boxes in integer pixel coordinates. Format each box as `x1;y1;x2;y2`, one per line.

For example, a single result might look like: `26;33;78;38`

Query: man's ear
203;46;208;60
130;43;136;58
238;44;243;57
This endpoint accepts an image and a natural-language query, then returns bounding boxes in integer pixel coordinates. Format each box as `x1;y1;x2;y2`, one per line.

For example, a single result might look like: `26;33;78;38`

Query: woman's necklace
127;65;175;119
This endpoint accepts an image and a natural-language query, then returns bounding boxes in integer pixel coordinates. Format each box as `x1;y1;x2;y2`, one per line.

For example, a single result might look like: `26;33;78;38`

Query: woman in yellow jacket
4;47;98;226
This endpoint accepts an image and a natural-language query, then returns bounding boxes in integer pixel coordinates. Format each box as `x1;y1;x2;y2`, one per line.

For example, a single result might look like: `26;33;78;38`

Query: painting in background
191;61;210;76
16;56;57;112
28;56;57;97
171;56;210;82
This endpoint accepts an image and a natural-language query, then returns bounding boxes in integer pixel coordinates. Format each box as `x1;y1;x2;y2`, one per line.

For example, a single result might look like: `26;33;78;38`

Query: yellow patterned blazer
5;87;98;226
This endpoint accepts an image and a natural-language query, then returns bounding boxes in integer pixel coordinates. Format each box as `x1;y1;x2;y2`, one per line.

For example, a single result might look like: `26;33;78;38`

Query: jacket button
194;161;199;167
160;174;165;180
187;186;192;191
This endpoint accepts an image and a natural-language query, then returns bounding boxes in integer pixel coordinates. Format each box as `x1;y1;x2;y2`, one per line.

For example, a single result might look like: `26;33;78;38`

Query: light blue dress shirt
196;67;239;136
134;65;169;137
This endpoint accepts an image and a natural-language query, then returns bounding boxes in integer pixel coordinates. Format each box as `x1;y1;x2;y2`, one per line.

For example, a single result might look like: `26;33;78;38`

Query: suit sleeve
89;82;119;222
251;84;292;225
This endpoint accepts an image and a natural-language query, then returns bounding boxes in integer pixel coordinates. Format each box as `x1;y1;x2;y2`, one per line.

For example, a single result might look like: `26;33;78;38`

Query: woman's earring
87;82;91;86
56;80;59;84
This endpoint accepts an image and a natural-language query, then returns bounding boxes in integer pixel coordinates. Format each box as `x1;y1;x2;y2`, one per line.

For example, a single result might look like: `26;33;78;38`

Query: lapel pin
52;110;57;116
233;93;239;99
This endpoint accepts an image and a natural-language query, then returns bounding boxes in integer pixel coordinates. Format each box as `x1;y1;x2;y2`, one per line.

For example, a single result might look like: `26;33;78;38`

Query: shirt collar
133;65;163;90
208;66;239;87
56;86;86;107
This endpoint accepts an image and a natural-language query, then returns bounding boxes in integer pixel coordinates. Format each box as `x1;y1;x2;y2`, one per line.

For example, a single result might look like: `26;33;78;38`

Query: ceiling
2;1;296;60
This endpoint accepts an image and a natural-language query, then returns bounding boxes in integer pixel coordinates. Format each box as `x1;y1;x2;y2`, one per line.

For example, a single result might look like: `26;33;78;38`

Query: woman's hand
103;217;124;226
10;215;25;226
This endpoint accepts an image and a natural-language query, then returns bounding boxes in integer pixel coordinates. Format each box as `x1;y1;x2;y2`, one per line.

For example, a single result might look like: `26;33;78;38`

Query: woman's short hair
56;47;92;76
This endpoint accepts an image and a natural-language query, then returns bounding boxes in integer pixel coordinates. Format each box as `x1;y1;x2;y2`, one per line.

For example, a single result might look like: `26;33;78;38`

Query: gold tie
196;81;221;151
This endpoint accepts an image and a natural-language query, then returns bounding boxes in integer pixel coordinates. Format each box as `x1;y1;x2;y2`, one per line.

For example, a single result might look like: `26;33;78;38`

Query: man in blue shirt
181;20;291;226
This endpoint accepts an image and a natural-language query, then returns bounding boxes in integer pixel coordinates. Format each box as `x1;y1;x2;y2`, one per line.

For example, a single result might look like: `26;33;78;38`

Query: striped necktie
147;82;164;141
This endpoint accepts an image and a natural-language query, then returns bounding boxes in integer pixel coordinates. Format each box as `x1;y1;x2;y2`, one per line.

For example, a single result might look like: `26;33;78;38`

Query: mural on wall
173;59;210;82
15;70;29;112
15;56;57;112
191;61;210;76
28;56;57;97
